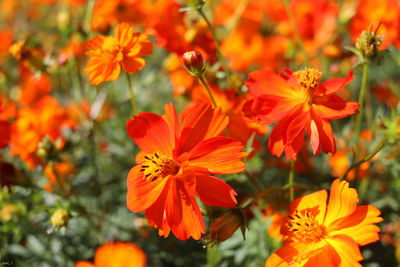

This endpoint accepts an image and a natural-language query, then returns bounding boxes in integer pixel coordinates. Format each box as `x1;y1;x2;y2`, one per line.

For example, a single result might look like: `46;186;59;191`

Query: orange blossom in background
84;22;153;85
126;103;248;240
244;68;359;160
266;179;383;266
74;241;146;267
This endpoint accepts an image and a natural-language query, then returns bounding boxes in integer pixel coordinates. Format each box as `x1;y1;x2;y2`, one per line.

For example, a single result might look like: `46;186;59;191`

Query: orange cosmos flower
9;96;76;168
244;68;359;160
266;179;383;266
74;241;146;267
126;103;248;240
84;22;153;86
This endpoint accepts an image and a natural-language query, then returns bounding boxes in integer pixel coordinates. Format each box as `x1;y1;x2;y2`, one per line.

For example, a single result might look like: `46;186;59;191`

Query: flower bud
183;0;205;9
205;208;248;246
51;209;69;228
355;24;384;58
182;50;206;76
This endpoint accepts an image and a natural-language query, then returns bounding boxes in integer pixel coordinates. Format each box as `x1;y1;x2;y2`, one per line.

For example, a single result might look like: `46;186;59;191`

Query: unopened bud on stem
182;50;206;77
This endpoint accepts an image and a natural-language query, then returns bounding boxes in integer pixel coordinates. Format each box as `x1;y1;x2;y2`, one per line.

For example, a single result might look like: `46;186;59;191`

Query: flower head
84;22;153;85
74;241;146;267
266;179;383;266
126;103;248;240
244;67;360;160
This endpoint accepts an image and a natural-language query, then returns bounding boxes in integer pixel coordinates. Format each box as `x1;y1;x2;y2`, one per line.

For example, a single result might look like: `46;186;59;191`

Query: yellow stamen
287;210;326;243
140;152;179;182
297;68;322;90
102;37;124;61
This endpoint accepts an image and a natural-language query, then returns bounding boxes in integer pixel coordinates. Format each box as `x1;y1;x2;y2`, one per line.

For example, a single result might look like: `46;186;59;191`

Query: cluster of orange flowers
1;0;399;266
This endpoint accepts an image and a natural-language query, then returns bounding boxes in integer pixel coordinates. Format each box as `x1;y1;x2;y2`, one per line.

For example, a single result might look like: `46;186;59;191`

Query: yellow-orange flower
74;241;146;267
84;22;153;86
266;179;383;266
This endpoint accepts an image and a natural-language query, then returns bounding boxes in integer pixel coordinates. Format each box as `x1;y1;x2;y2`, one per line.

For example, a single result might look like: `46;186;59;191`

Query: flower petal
126;165;169;213
196;174;237;207
327;205;383;246
179;104;228;154
126;112;173;156
187;136;248;174
324;179;358;226
245;70;292;97
145;183;171;238
307;111;336;155
266;240;327;267
165;179;205;240
313;95;360;119
74;261;95;267
317;71;354;95
325;235;363;267
290;190;328;225
122;57;146;74
162;102;180;155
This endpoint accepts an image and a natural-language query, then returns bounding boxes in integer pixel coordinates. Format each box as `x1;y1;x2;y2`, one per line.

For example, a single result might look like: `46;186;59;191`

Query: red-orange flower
126;103;248;240
244;68;359;160
9;96;76;168
84;22;153;85
74;241;146;267
266;179;383;266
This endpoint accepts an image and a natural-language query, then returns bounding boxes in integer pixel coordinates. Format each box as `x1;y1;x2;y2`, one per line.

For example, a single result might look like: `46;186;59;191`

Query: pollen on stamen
286;210;326;243
140;152;179;182
297;68;322;90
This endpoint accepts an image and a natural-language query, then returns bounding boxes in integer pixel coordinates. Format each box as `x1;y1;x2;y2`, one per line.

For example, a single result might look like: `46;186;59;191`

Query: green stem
83;0;95;34
288;159;295;201
125;72;138;115
197;8;230;78
342;135;388;179
354;63;369;157
282;0;310;66
199;74;218;108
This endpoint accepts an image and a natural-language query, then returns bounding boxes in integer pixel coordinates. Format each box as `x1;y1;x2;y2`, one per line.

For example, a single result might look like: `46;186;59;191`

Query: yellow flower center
297;68;322;90
102;37;124;62
140;152;179;182
287;210;326;243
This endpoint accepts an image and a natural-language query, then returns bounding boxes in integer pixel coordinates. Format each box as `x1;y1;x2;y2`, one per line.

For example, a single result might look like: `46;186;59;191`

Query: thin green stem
282;0;310;66
83;0;95;34
199;74;218;107
125;72;138;115
288;159;295;201
342;135;388;179
197;8;230;77
354;63;369;157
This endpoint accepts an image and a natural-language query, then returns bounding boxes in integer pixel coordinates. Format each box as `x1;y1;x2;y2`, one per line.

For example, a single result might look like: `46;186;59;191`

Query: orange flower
266;179;383;266
9;96;76;168
126;103;248;240
74;241;146;267
91;0;146;33
244;67;359;160
84;22;153;86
